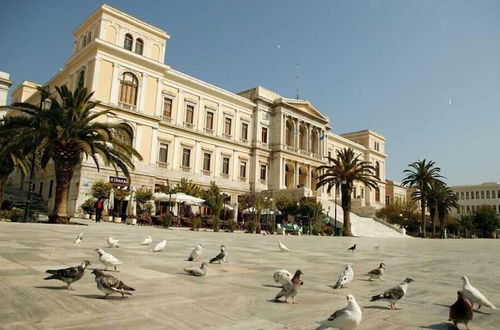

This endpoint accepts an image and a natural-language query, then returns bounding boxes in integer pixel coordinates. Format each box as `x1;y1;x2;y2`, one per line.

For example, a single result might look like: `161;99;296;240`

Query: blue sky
1;0;500;185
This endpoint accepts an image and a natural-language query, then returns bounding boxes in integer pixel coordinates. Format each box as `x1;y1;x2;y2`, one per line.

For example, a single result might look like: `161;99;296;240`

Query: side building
450;182;500;216
6;4;387;217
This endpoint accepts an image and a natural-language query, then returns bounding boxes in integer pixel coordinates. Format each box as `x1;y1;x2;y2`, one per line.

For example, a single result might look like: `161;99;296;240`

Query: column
281;114;286;145
294;119;300;149
134;125;143;163
171;136;179;170
154;79;163;117
138;73;147;113
150;128;158;165
109;63;121;105
306;165;311;189
294;161;299;188
90;57;101;95
198;97;204;132
176;89;184;126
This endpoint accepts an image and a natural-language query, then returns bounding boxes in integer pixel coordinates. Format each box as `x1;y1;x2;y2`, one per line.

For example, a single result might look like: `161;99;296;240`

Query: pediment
281;98;329;123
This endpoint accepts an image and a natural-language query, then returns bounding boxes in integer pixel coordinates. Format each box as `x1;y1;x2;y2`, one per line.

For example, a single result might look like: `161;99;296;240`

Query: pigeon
74;232;83;244
184;262;208;276
91;269;135;298
315;294;362;330
44;260;90;290
278;239;289;252
273;269;293;286
370;277;415;310
187;243;203;261
333;263;354;289
461;275;497;310
107;237;119;248
152;240;166;252
209;245;227;264
141;236;152;245
95;248;122;271
273;269;303;303
347;244;356;252
366;263;386;281
449;290;473;330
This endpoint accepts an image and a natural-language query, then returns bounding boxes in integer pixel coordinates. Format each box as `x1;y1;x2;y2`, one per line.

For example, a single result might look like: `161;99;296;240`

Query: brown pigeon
449;290;473;330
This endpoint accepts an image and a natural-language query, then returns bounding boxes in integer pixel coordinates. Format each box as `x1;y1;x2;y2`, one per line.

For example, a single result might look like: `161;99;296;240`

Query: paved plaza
1;221;499;329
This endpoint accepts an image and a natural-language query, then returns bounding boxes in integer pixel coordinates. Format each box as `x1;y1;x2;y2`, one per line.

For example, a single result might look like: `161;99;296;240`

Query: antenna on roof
295;64;300;100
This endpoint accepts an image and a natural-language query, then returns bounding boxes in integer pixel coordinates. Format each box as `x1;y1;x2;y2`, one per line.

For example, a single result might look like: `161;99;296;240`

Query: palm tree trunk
49;162;75;224
341;185;353;236
439;215;445;238
420;197;426;238
0;177;6;206
429;206;436;235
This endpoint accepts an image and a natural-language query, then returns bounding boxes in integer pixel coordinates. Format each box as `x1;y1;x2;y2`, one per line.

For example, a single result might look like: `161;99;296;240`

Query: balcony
204;128;214;134
223;134;232;140
299;149;310;157
118;102;137;112
286;145;298;153
156;162;168;168
181;166;191;173
312;153;323;160
161;115;172;123
239;176;246;182
220;173;229;179
240;138;248;144
202;170;211;176
183;122;194;129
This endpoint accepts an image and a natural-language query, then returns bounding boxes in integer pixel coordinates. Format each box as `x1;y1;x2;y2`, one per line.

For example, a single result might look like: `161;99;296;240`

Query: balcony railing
204;128;214;134
239;176;246;182
181;166;191;172
161;115;172;122
156;162;168;168
183;122;194;129
223;133;232;140
118;102;137;112
202;170;211;176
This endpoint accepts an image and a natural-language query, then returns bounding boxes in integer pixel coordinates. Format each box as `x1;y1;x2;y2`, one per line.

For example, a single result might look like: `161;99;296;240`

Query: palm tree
425;180;443;235
436;186;458;238
0;134;30;205
316;148;379;236
2;85;142;223
401;160;444;238
175;178;202;197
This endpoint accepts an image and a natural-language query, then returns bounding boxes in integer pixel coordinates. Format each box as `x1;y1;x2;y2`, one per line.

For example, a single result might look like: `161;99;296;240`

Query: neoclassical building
6;5;387;216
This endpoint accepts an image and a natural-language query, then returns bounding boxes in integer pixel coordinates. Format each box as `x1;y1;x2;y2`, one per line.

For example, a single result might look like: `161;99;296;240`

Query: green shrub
80;198;95;215
162;213;172;228
227;219;236;232
312;224;322;236
212;217;220;232
0;210;12;221
10;209;24;222
90;181;112;200
245;220;256;233
192;216;202;231
267;220;276;234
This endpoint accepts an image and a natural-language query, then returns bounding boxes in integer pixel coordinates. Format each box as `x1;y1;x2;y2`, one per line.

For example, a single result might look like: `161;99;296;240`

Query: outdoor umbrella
152;192;169;201
108;188;115;213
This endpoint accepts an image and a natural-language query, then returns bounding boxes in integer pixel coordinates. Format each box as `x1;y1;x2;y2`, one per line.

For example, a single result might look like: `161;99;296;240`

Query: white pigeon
316;294;362;330
273;269;293;286
462;275;497;310
278;239;289;252
141;236;152;245
107;237;119;248
333;263;354;289
152;240;166;252
188;243;203;261
74;232;83;244
95;248;122;271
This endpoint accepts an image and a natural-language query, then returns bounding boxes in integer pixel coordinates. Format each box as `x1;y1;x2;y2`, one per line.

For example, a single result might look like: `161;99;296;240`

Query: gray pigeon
184;262;208;276
44;260;90;290
370;277;414;310
274;269;303;303
91;269;135;298
209;245;227;264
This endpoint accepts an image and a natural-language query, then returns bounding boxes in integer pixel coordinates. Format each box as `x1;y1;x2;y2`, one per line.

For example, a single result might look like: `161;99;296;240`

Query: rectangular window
492;191;496;199
185;104;194;124
182;148;191;167
260;164;267;181
239;161;247;178
461;206;465;214
466;192;469;199
48;180;54;198
261;127;268;143
224;117;232;136
241;122;248;140
158;143;168;163
461;192;464;200
476;191;479;199
481;191;485;199
487;191;491;199
471;205;476;213
498;190;500;199
353;187;357;198
222;157;230;175
163;98;172;118
456;193;460;200
203;153;211;171
466;205;470;213
471;192;474;200
205;111;214;130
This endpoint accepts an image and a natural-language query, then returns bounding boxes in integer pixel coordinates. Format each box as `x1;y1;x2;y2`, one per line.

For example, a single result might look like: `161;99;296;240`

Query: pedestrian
95;198;104;223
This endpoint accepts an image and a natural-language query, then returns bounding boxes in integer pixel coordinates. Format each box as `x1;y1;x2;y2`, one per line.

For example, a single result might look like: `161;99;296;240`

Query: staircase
319;198;406;238
4;185;49;215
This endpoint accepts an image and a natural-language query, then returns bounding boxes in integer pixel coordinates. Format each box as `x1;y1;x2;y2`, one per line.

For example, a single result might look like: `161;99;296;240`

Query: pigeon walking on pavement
333;264;354;289
209;245;227;264
95;248;122;271
366;263;386;281
273;269;303;303
278;239;289;252
461;275;497;310
152;240;166;252
315;294;362;330
187;243;204;261
74;232;84;244
107;237;120;248
449;290;473;330
44;260;90;290
347;244;356;252
370;277;415;310
184;262;208;276
141;236;152;245
91;269;135;298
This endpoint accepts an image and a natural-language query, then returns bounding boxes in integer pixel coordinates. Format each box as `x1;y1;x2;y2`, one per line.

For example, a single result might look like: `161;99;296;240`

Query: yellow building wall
104;24;118;43
140;126;152;163
144;76;157;116
96;60;113;103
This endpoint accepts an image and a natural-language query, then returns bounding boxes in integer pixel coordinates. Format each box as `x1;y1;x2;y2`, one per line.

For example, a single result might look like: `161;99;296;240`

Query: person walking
95;198;104;223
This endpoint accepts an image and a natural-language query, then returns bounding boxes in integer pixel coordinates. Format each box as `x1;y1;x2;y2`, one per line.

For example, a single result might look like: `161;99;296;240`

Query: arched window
82;35;87;48
311;130;319;154
77;70;85;89
124;33;133;51
375;161;380;179
114;124;134;146
135;38;144;55
119;72;138;106
87;31;92;43
285;119;294;147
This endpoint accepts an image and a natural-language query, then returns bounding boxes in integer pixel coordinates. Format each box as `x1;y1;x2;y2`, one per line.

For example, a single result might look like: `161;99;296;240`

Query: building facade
6;5;387;216
385;180;409;206
0;71;13;112
451;182;500;216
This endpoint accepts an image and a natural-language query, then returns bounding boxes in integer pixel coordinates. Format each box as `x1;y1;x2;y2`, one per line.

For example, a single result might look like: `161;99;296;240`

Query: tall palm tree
316;148;379;236
425;180;443;235
401;160;444;238
2;85;142;223
436;186;458;238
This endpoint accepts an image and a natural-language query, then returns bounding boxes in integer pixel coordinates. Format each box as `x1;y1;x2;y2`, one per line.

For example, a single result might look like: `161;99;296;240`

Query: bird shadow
433;303;451;309
34;286;67;290
262;284;282;288
362;305;391;310
419;322;454;329
73;294;126;300
433;303;491;315
267;299;292;304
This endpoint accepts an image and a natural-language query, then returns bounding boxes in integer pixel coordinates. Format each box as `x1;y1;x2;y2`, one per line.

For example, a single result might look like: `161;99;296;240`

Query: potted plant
113;189;130;223
80;198;95;219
